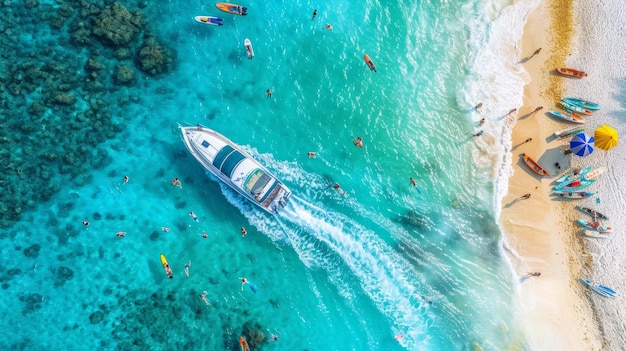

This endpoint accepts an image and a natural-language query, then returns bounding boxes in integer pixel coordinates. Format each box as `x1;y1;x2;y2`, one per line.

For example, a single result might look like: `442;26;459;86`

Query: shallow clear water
1;0;534;349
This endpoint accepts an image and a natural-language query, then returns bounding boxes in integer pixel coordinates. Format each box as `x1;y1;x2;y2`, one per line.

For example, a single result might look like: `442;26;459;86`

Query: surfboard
194;16;224;26
244;38;254;59
160;254;173;279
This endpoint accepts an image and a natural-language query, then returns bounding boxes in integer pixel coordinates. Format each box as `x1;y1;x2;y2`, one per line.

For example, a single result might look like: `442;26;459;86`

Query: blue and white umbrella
570;133;594;157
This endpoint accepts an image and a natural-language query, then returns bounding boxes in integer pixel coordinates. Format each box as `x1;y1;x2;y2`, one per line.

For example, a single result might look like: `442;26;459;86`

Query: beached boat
556;67;588;78
582;166;607;181
562;97;600;111
215;2;247;16
555;191;595;199
547;109;585;124
577;219;611;232
555;166;591;184
364;54;377;72
559;100;593;115
179;125;292;214
580;278;617;297
576;206;609;220
581;229;610;239
554;125;585;139
521;153;549;176
553;179;595;192
194;16;224;26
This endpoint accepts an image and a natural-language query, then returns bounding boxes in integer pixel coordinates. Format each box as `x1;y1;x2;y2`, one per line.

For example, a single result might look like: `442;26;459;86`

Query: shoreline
500;0;602;350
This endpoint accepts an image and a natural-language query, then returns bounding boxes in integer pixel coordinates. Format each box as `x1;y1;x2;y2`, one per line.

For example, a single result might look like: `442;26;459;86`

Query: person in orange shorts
116;231;126;237
353;136;363;148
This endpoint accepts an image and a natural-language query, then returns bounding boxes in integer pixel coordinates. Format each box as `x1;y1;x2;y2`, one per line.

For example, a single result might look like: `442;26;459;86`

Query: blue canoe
562;97;600;111
559;100;593;115
553;178;595;192
548;110;585;124
580;278;617;297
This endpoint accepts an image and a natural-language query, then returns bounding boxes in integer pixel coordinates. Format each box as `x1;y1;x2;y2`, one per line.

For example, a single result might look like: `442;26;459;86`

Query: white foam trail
278;196;431;348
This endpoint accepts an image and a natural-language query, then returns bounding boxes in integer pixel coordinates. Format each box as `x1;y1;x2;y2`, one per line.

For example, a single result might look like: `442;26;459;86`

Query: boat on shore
547;109;585;124
364;54;377;72
521;153;550;176
554;191;595;199
553;179;595;192
194;16;224;26
559;101;593;115
215;2;247;16
582;166;607;181
581;229;610;239
576;206;609;220
577;219;611;232
580;278;617;297
555;166;591;184
556;67;588;78
179;125;292;214
562;97;600;110
554;125;585;139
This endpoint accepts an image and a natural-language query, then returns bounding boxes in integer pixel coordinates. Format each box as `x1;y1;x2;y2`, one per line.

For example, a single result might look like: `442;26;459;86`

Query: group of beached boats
550;165;607;199
547;97;600;126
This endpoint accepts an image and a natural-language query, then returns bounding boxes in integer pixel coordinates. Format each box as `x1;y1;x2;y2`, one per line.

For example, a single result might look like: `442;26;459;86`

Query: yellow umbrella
594;124;619;151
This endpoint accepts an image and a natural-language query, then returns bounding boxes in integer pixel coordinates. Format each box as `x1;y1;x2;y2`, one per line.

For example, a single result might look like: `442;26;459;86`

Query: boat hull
364;54;377;72
553;179;595;192
560;100;593;115
580;278;617;297
577;219;611;232
194;16;224;26
562;97;600;110
180;125;292;214
575;206;609;220
555;191;595;199
582;229;610;238
547;110;585;124
521;153;549;176
215;2;247;15
557;67;587;78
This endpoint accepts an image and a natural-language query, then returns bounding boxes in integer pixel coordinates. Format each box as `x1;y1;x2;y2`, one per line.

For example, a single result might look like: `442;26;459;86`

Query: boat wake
278;196;432;347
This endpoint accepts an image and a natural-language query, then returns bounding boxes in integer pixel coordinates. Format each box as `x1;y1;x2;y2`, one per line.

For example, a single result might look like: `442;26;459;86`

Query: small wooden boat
576;206;608;220
560;100;593;115
554;125;584;139
555;191;595;199
244;38;254;59
556;67;588;78
364;54;377;72
215;2;247;16
580;278;617;297
577;219;611;232
553;179;595;192
562;97;600;110
194;16;224;26
582;166;607;181
581;229;610;239
160;254;173;279
547;109;585;124
521;153;549;176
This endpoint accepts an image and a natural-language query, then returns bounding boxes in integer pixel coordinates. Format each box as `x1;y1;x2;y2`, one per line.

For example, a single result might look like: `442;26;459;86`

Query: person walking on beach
312;9;317;20
475;102;483;110
518;193;531;200
189;211;199;223
533;106;543;113
479;118;485;126
507;108;517;116
522;137;532;144
473;130;483;137
353;136;363;147
533;48;542;56
238;277;249;290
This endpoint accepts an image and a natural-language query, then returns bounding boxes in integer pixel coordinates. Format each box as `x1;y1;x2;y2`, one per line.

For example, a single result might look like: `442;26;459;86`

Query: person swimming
189;211;199;223
184;261;191;277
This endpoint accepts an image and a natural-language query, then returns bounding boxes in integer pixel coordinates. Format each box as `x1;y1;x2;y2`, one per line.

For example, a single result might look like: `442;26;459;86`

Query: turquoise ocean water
1;0;536;349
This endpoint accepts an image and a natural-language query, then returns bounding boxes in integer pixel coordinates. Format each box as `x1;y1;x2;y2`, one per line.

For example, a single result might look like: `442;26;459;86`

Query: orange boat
215;2;247;16
364;54;377;72
521;153;550;177
239;337;250;351
556;67;587;78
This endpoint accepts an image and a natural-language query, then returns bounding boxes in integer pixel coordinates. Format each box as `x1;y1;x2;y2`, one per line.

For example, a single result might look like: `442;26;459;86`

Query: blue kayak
194;16;224;26
562;97;600;110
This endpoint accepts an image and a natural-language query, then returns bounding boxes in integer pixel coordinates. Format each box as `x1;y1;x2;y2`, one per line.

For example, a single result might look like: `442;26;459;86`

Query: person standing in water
312;9;317;20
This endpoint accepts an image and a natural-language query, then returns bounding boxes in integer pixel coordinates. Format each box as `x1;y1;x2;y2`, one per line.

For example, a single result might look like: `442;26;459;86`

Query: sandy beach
499;0;604;350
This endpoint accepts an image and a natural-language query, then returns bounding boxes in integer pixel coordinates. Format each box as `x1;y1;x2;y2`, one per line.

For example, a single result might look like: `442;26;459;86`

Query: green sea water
1;0;538;349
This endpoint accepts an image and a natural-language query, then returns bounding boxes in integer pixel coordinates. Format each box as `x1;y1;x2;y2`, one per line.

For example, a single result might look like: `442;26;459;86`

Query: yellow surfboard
160;254;173;279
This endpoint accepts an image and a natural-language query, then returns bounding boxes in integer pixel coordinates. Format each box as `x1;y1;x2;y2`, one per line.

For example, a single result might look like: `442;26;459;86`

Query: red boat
556;67;587;78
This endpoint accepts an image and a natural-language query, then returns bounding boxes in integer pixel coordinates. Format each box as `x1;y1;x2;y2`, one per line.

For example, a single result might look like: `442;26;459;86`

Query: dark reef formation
0;0;174;228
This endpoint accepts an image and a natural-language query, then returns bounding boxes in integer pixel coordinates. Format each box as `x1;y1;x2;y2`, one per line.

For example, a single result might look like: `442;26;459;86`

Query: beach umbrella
594;124;618;151
569;133;594;157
